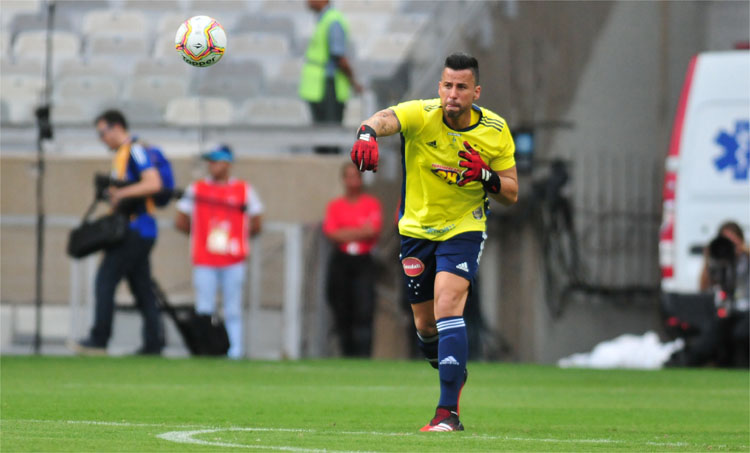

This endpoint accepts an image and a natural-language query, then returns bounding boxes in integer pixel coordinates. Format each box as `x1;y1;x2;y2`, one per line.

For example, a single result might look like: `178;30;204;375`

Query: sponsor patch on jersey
431;164;461;185
425;140;437;148
402;257;425;277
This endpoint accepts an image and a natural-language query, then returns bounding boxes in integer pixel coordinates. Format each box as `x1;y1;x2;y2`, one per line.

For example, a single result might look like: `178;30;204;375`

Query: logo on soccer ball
175;16;226;68
402;257;424;277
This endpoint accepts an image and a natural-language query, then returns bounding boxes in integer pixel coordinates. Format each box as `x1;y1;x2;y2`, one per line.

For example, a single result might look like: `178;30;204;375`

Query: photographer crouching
699;221;750;367
69;110;165;356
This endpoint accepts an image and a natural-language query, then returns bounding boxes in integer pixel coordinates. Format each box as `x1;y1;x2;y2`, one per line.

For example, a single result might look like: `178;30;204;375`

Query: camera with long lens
707;235;737;303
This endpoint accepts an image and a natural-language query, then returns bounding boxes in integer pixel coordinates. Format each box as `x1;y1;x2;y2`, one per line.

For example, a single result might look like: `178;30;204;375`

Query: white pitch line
157;428;377;453
6;419;739;450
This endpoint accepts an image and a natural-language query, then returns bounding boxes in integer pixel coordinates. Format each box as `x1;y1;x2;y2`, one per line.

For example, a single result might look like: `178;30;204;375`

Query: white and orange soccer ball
174;16;226;67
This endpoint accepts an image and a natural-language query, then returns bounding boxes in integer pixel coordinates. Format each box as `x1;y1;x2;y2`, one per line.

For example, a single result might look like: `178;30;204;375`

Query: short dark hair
94;109;128;130
719;221;744;242
445;52;479;84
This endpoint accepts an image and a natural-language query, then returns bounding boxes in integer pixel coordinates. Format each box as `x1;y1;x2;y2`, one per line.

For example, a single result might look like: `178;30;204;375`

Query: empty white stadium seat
128;75;188;109
56;75;120;103
88;33;149;57
134;59;191;76
265;57;301;96
98;99;165;126
57;57;117;78
51;99;92;125
82;10;148;35
157;12;191;38
338;0;399;14
261;0;308;13
0;0;42;28
13;30;80;60
0;74;44;100
1;58;43;76
0;98;37;124
241;97;311;127
165;97;234;126
123;0;183;11
231;32;291;58
361;33;415;62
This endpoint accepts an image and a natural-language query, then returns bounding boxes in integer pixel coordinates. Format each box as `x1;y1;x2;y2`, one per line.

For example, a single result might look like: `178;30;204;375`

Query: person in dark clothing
322;163;382;356
70;110;164;355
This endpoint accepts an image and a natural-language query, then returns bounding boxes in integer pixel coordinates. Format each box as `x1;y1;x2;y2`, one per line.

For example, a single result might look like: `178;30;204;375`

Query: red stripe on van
668;55;698;157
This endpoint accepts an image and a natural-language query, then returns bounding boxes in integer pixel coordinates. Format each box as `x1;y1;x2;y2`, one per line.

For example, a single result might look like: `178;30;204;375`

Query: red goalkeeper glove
350;125;378;172
457;141;501;194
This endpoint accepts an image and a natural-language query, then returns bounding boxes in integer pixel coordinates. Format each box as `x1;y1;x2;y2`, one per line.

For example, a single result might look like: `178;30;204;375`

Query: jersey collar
442;104;482;132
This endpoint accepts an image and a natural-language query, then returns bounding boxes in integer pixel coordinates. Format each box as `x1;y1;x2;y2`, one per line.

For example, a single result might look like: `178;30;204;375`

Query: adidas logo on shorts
456;262;469;272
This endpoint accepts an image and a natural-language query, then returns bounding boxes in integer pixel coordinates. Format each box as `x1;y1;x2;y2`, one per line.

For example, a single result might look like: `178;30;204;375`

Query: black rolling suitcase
151;280;230;356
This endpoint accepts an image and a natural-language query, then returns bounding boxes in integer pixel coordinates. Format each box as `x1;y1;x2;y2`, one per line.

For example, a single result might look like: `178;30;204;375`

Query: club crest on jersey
431;164;461;185
402;257;425;277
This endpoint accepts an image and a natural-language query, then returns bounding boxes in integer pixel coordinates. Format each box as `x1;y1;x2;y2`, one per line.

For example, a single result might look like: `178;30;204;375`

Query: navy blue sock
436;316;468;409
416;331;439;369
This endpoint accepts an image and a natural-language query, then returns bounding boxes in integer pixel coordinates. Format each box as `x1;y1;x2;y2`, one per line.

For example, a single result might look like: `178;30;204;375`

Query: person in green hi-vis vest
300;0;363;154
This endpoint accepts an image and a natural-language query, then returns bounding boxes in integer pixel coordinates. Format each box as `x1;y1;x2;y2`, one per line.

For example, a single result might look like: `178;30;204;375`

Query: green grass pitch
1;356;748;452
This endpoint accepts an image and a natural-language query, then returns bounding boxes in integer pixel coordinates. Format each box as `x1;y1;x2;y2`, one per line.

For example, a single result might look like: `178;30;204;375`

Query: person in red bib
175;145;263;359
322;162;382;356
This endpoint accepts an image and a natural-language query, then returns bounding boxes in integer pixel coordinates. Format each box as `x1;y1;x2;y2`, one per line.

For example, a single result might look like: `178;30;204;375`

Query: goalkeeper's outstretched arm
360;109;401;137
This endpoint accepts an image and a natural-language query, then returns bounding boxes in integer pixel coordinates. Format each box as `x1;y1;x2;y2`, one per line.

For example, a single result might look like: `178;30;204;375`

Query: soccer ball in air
175;16;226;67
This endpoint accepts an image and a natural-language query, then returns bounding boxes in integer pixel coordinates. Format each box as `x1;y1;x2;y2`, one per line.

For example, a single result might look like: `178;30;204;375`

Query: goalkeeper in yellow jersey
351;53;518;432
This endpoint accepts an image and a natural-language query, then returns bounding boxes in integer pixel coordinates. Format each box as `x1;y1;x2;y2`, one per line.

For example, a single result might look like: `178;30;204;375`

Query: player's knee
414;317;437;337
434;287;467;317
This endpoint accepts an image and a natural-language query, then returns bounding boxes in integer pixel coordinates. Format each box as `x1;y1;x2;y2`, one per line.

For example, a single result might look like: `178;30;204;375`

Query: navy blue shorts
400;231;487;304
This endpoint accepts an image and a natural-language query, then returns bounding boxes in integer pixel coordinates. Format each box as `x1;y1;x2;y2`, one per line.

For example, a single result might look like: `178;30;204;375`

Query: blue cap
202;144;233;162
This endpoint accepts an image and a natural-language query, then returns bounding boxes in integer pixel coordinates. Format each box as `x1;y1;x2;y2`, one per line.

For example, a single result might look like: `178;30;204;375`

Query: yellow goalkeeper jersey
391;98;515;241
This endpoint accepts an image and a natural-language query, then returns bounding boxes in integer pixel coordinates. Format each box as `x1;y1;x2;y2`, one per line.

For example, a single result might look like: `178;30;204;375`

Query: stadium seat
134;59;191;77
265;57;301;96
153;32;181;59
12;30;80;60
0;98;37;125
165;97;234;126
123;0;183;11
128;75;188;110
346;13;389;56
0;0;42;28
231;13;295;37
8;12;74;39
338;0;399;14
231;32;291;58
157;12;191;38
56;57;117;79
361;33;416;62
98;99;165;126
0;74;44;101
51;99;92;125
56;75;120;104
87;33;149;58
240;97;311;127
261;0;308;14
192;62;264;101
82;10;148;36
1;57;43;76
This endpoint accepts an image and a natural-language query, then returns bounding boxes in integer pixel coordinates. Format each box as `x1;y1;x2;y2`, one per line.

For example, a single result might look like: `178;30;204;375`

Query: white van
660;50;750;293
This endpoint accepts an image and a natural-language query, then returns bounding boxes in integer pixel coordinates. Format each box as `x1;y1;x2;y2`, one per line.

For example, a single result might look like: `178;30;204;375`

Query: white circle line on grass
157;428;377;453
6;419;732;450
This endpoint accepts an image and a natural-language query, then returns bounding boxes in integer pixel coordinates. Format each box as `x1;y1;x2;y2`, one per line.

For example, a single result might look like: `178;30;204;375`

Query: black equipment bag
67;198;128;259
151;280;230;356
